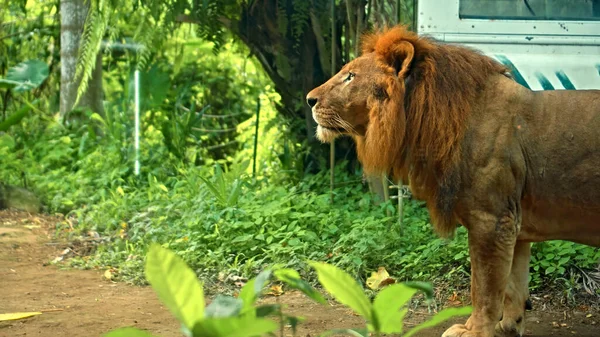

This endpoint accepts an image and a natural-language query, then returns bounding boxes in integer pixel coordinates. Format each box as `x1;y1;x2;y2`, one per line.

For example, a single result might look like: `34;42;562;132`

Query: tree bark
235;1;359;172
60;0;104;118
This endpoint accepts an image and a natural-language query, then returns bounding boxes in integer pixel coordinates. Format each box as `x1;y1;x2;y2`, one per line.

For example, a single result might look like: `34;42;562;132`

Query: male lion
306;25;600;337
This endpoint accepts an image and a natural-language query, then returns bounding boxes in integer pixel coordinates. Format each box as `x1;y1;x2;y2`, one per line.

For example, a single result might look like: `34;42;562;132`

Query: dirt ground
0;210;598;337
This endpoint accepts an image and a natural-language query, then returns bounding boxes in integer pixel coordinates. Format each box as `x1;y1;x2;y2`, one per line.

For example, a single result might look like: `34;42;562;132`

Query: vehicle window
460;0;600;21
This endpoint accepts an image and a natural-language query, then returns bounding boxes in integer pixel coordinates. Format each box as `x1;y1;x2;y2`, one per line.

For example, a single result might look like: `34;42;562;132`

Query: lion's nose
306;97;318;108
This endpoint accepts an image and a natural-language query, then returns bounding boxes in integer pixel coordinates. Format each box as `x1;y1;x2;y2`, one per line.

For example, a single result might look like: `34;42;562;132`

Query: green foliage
2;111;597;296
372;284;416;333
0;99;38;131
106;245;470;337
309;261;373;320
0;59;49;92
145;244;205;330
198;164;244;207
107;244;279;337
308;260;472;336
530;241;600;290
74;0;110;105
273;268;326;304
2;1;599;312
0;59;48;131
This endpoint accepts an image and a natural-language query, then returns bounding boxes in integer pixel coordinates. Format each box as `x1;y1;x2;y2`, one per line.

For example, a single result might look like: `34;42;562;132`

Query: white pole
134;70;140;176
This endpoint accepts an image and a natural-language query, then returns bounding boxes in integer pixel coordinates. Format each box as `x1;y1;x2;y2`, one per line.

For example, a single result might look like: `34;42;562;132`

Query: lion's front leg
443;212;518;337
496;241;531;337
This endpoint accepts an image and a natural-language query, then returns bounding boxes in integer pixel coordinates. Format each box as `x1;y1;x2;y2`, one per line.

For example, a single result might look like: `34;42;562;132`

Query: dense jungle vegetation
1;0;599;303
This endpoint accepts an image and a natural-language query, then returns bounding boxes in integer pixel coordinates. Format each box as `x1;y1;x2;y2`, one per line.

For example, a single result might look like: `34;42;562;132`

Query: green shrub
104;244;472;337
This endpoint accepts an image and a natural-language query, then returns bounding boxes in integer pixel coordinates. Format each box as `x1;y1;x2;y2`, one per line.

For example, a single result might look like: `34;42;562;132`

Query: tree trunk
60;0;104;118
235;1;357;173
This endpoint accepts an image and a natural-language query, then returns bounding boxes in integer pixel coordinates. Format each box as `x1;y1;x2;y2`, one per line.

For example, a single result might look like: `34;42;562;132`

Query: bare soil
0;210;598;337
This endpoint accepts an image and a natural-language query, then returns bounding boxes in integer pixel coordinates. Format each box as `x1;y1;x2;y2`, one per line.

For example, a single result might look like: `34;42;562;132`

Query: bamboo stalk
252;98;261;178
330;0;336;204
397;179;404;229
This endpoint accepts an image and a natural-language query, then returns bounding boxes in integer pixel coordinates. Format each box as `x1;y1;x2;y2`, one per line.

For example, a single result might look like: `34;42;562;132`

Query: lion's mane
355;26;509;236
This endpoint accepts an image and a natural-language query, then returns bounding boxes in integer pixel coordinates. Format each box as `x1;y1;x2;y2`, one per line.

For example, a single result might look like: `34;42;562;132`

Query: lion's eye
344;72;355;83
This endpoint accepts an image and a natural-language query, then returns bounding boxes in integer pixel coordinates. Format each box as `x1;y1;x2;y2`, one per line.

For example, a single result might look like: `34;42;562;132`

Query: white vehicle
416;0;600;90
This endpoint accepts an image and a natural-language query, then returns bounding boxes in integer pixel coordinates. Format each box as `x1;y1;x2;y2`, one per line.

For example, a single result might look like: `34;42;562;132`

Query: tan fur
307;25;600;337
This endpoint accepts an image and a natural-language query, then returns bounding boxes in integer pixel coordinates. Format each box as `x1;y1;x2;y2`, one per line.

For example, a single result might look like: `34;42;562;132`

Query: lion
306;25;600;337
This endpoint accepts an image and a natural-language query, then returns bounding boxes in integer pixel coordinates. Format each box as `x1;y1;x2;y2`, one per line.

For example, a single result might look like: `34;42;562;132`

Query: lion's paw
495;319;524;337
442;324;490;337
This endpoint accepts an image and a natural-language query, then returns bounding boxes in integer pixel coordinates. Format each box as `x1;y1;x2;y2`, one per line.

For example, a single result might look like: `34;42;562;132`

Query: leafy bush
2;116;598;297
104;244;472;337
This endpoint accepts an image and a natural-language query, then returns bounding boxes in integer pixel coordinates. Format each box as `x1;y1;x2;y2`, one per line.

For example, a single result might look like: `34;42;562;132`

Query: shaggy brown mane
356;26;508;237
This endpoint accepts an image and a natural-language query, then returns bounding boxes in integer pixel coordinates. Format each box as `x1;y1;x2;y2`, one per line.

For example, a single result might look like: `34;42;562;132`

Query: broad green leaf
0;312;42;321
4;60;49;93
238;278;258;311
253;270;272;295
308;261;372;320
255;304;281;318
284;315;305;335
239;269;272;311
0;79;22;89
205;295;243;318
231;234;253;243
0;99;37;132
192;317;278;337
90;112;106;125
274;268;326;304
404;281;434;300
103;327;158;337
145;244;204;329
403;306;473;337
372;283;418;333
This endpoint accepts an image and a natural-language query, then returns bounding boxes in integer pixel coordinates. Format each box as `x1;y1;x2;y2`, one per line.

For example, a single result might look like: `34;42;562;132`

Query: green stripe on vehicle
495;55;531;89
555;71;576;90
535;72;554;90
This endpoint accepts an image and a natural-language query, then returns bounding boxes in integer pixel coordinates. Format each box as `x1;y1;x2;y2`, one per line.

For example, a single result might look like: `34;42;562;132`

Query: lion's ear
384;41;414;78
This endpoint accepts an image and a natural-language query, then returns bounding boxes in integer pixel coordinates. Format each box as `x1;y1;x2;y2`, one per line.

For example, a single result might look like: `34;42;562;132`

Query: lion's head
306;27;417;179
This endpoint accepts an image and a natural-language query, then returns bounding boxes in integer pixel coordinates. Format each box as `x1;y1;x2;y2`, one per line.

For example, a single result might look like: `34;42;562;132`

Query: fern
277;0;289;37
74;0;111;106
290;0;310;50
194;0;228;54
74;0;176;102
133;13;154;70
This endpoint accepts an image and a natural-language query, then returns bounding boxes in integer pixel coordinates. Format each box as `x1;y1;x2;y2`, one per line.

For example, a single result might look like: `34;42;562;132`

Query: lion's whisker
334;115;358;135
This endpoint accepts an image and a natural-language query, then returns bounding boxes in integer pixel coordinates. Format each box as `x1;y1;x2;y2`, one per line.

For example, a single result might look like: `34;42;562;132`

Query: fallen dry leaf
266;284;284;296
366;267;395;290
0;312;42;321
448;291;462;306
103;268;118;281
